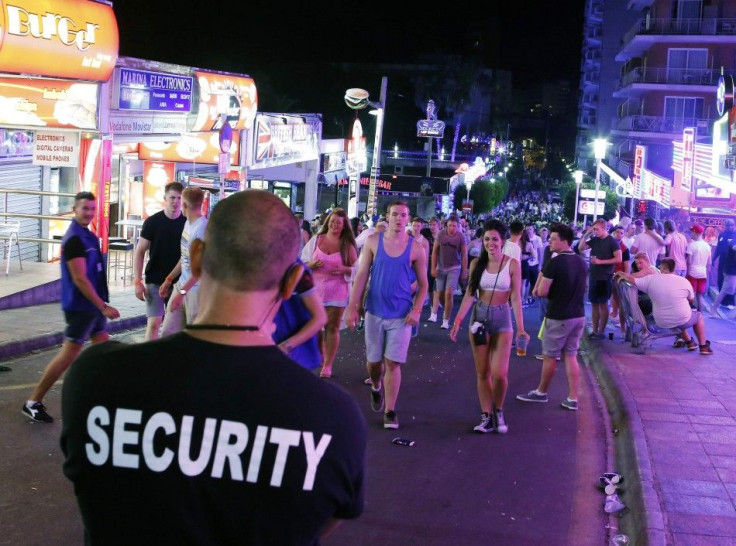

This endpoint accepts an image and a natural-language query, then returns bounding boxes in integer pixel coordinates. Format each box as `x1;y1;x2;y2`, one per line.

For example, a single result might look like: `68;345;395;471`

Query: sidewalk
582;302;736;545
1;288;735;544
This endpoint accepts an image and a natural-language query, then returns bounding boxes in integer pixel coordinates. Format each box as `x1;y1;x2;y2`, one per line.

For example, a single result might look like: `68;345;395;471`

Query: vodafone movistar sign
0;0;119;81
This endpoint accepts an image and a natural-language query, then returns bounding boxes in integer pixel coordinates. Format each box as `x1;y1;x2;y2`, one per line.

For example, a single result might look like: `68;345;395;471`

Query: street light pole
367;77;387;219
573;170;583;226
592;139;608;222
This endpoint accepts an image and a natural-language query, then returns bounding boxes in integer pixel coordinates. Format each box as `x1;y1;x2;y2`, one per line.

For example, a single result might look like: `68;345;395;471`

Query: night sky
113;1;586;87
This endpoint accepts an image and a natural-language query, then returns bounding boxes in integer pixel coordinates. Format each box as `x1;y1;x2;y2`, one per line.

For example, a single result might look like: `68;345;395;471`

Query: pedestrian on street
617;258;713;355
60;190;367;543
159;186;208;337
133;181;186;340
710;233;736;318
301;208;358;378
345;201;428;430
685;223;712;312
578;218;622;339
429;213;467;329
631;217;665;268
663;219;688;276
517;223;587;410
712;218;736;309
450;219;527;434
22;192;120;423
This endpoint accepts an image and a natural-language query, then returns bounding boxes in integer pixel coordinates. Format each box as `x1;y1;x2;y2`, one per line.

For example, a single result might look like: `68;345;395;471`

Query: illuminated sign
192;71;257;131
633;145;645;198
138;132;240;165
639;169;671;206
682;127;695;192
0;77;98;129
717;74;734;117
252;114;320;168
142;161;176;219
114;68;192;113
0;0;119;82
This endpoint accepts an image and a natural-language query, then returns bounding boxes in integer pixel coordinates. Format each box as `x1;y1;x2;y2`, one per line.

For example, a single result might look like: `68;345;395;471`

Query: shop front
102;60;256;233
0;0;118;263
245;113;321;217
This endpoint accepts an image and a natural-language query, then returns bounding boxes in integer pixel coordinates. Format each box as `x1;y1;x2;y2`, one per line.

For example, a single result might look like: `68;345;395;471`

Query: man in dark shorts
578;218;621;339
21;192;120;423
133;181;186;340
518;223;587;410
60;190;366;543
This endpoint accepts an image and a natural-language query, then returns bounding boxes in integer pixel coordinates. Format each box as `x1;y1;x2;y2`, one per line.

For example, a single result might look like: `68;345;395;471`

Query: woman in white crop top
449;219;528;435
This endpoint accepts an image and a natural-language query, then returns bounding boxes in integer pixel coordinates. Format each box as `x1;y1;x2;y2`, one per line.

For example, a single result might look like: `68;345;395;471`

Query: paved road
0;304;612;545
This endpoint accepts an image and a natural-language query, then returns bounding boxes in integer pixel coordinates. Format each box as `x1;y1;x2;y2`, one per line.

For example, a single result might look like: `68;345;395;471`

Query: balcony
614;67;720;95
581;49;602;68
582;93;599;107
577;114;597;128
612;115;712;137
618;18;736;60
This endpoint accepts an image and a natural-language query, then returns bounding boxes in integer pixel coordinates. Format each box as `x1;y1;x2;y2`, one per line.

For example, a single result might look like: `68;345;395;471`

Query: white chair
0;220;22;275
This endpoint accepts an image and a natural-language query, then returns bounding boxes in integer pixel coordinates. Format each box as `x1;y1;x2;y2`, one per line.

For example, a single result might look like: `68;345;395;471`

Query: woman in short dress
449;219;527;434
302;208;358;378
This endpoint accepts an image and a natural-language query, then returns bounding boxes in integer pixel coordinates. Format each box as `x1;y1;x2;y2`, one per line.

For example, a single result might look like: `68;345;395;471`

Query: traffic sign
578;200;605;215
580;188;606;199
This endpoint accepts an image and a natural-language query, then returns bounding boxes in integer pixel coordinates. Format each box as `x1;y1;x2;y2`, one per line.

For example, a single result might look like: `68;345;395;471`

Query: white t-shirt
635;273;694;328
503;239;521;261
632;232;664;266
686;239;711;278
179;215;208;287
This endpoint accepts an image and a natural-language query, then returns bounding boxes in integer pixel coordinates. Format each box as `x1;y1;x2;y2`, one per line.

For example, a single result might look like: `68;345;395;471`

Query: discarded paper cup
609;332;614;340
516;335;529;356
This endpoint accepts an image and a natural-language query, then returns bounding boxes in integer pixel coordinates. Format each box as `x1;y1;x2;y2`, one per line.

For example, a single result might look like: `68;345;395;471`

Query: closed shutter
0;162;42;262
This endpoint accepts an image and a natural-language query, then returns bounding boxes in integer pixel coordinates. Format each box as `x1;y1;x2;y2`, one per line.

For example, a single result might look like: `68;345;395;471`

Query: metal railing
0;188;76;246
613;115;712;136
623;18;736;46
617;67;719;90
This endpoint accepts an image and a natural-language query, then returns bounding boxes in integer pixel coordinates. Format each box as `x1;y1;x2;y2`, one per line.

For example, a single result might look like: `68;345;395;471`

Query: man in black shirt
133;181;186;340
61;190;366;544
517;223;587;410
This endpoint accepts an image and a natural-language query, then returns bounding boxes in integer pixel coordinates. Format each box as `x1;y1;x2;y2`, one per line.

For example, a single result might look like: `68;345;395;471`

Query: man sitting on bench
615;258;713;355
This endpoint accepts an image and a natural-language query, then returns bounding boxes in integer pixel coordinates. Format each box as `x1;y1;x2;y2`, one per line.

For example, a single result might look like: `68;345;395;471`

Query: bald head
202;190;299;291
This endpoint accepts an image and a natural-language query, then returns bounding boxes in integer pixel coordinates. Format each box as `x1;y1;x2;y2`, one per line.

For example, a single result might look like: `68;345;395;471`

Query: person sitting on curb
616;258;713;355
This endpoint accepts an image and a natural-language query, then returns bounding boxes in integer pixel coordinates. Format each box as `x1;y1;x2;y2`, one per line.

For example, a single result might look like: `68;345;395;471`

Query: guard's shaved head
202;190;299;291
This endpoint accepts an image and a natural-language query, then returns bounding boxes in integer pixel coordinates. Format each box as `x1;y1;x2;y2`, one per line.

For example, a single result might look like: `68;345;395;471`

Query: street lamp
344;77;387;220
592;138;609;222
573;170;583;226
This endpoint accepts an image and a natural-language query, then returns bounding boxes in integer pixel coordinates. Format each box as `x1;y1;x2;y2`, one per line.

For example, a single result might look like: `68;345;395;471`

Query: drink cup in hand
516;334;529;356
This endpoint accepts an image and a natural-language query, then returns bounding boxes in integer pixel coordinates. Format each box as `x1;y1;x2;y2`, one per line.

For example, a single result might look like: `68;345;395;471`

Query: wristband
135;279;144;286
165;276;174;283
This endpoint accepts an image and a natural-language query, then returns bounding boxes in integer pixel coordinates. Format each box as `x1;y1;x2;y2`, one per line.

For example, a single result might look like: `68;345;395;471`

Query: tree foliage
561;179;619;225
452;178;508;215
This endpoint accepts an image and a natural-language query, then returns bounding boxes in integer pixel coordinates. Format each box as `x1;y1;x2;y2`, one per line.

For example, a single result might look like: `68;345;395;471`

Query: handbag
273;267;322;370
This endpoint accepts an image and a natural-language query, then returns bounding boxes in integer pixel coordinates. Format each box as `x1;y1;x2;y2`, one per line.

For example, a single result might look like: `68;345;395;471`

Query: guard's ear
190;239;204;278
280;262;304;300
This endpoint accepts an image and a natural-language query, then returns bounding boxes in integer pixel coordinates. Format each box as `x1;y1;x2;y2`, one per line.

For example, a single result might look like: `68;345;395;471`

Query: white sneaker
428;312;438;323
441;319;450;329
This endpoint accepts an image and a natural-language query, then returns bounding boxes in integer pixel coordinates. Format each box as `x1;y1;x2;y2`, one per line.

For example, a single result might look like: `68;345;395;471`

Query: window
667;48;707;83
664;96;703;120
675;0;702;20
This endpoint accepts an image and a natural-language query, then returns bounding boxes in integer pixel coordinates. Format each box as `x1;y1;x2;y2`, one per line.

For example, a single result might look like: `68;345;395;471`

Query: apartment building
577;0;736;215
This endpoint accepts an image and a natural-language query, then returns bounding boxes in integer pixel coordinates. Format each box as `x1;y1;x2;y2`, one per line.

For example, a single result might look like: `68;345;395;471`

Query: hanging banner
0;0;119;82
192;71;257;131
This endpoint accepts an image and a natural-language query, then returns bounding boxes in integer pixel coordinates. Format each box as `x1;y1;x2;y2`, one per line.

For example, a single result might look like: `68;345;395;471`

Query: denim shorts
64;310;107;344
471;301;512;334
145;282;166;317
364;312;412;364
435;268;461;292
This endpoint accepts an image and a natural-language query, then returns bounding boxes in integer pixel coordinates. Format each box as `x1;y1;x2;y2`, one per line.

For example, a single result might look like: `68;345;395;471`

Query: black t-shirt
61;335;366;545
140;210;186;285
587;235;620;281
543;251;587;320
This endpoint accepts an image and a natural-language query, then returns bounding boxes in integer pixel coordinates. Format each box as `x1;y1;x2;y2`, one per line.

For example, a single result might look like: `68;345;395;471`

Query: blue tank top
366;233;414;319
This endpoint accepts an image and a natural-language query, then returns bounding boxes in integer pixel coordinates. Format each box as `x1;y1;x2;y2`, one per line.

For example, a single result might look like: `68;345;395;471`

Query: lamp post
573;169;583;226
592;138;609;222
344;77;387;220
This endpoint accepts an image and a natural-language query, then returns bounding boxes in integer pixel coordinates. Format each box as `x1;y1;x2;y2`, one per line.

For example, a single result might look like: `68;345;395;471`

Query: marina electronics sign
113;68;193;113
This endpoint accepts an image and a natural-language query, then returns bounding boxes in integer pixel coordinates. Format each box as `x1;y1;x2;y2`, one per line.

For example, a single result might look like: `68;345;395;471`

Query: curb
583;335;668;546
0;315;147;362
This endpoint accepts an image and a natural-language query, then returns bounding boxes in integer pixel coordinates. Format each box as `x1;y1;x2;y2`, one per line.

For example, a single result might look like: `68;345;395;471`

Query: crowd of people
18;185;733;542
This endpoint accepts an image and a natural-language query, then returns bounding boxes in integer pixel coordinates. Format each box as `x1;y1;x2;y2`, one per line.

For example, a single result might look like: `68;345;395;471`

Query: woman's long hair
317;208;357;266
468;219;508;294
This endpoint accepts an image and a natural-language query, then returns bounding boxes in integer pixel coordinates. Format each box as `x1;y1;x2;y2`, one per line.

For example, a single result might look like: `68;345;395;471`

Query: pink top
312;238;349;307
